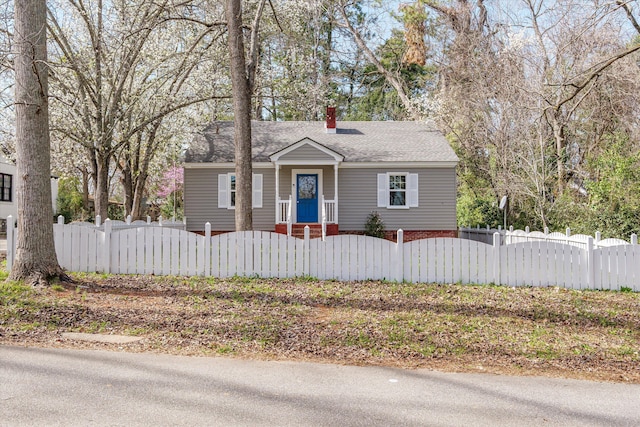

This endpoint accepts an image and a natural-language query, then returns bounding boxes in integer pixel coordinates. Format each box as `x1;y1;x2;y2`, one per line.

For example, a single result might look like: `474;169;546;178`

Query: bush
364;211;385;238
56;177;88;222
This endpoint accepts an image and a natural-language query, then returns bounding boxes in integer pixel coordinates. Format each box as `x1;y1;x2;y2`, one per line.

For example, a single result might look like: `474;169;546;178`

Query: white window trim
218;173;262;209
377;172;418;209
387;172;409;210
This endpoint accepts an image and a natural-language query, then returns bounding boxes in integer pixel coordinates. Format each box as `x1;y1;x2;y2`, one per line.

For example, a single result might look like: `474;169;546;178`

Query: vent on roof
325;106;336;134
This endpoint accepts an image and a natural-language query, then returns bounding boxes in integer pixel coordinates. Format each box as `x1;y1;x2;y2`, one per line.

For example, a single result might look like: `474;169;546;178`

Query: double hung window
377;172;418;209
218;173;262;209
0;173;11;202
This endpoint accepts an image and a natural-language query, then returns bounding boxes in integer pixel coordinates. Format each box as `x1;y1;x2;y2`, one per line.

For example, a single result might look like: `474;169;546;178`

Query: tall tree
225;0;266;231
335;0;419;119
47;0;224;219
10;0;63;284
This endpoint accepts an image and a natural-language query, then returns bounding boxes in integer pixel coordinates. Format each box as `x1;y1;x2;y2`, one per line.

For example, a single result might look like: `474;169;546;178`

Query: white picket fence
460;225;636;249
6;217;640;290
70;214;186;231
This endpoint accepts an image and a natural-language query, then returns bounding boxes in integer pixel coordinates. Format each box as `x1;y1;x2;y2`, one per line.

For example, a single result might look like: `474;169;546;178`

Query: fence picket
218;233;228;277
266;233;277;277
294;237;303;277
162;229;172;276
477;241;489;284
151;228;162;275
381;238;389;280
144;228;153;275
79;227;89;272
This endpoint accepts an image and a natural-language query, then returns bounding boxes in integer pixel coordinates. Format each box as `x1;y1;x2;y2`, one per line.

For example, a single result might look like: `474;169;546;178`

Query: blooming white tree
47;0;228;219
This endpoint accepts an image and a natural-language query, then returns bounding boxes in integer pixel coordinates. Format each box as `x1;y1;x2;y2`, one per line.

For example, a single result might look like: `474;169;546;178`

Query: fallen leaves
1;275;639;383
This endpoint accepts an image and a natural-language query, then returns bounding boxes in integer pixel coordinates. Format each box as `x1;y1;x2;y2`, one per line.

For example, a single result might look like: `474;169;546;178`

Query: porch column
334;163;338;223
275;163;280;223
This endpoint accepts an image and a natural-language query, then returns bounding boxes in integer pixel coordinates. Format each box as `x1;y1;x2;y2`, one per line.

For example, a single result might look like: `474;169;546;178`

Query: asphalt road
1;345;639;426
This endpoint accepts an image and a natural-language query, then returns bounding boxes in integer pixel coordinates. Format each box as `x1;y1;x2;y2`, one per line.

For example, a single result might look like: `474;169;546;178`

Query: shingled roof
184;121;458;163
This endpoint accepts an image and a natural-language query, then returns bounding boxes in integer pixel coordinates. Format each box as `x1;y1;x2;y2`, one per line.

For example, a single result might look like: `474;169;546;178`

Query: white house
0;153;59;231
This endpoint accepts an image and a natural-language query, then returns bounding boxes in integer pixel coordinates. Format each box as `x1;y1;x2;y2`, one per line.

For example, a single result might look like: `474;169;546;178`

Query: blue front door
297;174;318;223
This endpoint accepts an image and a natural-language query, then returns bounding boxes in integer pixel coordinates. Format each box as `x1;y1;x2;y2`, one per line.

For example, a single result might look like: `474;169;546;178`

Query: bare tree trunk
121;163;133;217
226;0;253;231
95;153;110;219
551;117;565;189
81;166;90;212
10;0;64;284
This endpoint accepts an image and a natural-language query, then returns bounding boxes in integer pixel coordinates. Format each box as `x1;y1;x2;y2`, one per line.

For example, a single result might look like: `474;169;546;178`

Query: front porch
270;138;344;239
274;195;339;239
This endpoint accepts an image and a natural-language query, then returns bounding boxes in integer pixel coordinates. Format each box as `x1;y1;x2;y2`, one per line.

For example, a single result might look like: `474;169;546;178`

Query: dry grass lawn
1;271;639;383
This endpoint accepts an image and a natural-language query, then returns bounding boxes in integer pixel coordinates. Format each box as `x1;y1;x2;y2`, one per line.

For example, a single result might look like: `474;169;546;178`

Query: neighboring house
0;152;58;232
183;109;459;241
0;153;16;229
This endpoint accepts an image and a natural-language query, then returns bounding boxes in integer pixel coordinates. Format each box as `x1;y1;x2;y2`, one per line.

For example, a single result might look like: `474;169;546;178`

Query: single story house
183;111;458;241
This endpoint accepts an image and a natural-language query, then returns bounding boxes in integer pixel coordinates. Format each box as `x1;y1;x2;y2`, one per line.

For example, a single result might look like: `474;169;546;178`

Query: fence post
103;219;112;273
126;215;132;225
595;231;601;245
57;215;64;225
6;215;14;272
586;237;594;290
204;222;211;276
147;215;151;225
303;226;310;276
493;232;501;286
396;229;404;282
544;227;549;235
632;234;638;245
95;215;101;227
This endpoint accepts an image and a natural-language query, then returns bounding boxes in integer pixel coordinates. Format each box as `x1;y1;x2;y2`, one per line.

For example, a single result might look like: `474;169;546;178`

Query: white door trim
291;168;323;223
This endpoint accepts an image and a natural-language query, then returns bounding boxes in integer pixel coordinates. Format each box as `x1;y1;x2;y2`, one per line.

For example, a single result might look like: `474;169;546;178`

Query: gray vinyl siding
185;165;456;232
278;144;337;161
184;167;276;232
338;167;457;231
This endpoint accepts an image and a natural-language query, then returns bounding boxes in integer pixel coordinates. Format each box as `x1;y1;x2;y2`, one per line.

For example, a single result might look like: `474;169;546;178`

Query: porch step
291;224;323;239
274;223;339;239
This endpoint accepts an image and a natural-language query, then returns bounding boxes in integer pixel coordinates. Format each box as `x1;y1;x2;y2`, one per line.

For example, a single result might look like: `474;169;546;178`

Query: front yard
1;269;639;383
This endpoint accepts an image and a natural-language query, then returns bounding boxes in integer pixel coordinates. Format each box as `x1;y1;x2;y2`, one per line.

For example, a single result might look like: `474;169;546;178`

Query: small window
377;172;418;209
0;173;11;202
218;173;262;209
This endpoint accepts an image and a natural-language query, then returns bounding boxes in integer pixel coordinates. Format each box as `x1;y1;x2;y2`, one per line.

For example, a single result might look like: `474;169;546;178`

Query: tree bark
226;0;253;231
94;152;110;219
10;0;64;284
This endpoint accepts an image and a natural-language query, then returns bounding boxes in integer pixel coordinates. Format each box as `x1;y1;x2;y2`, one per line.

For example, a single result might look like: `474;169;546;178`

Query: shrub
364;211;385;238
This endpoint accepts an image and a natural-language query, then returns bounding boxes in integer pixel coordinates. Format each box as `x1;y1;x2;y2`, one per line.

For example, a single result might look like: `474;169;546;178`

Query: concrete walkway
1;345;639;426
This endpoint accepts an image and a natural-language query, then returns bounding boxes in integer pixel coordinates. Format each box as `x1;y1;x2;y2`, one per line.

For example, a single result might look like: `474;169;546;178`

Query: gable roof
269;138;345;163
184;121;458;163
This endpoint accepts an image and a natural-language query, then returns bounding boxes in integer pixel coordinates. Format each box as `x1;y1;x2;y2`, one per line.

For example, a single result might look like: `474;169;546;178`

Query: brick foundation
192;227;457;242
339;229;458;242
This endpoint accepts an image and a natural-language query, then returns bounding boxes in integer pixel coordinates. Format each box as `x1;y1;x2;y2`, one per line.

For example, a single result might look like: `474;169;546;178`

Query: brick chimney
325;106;336;134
